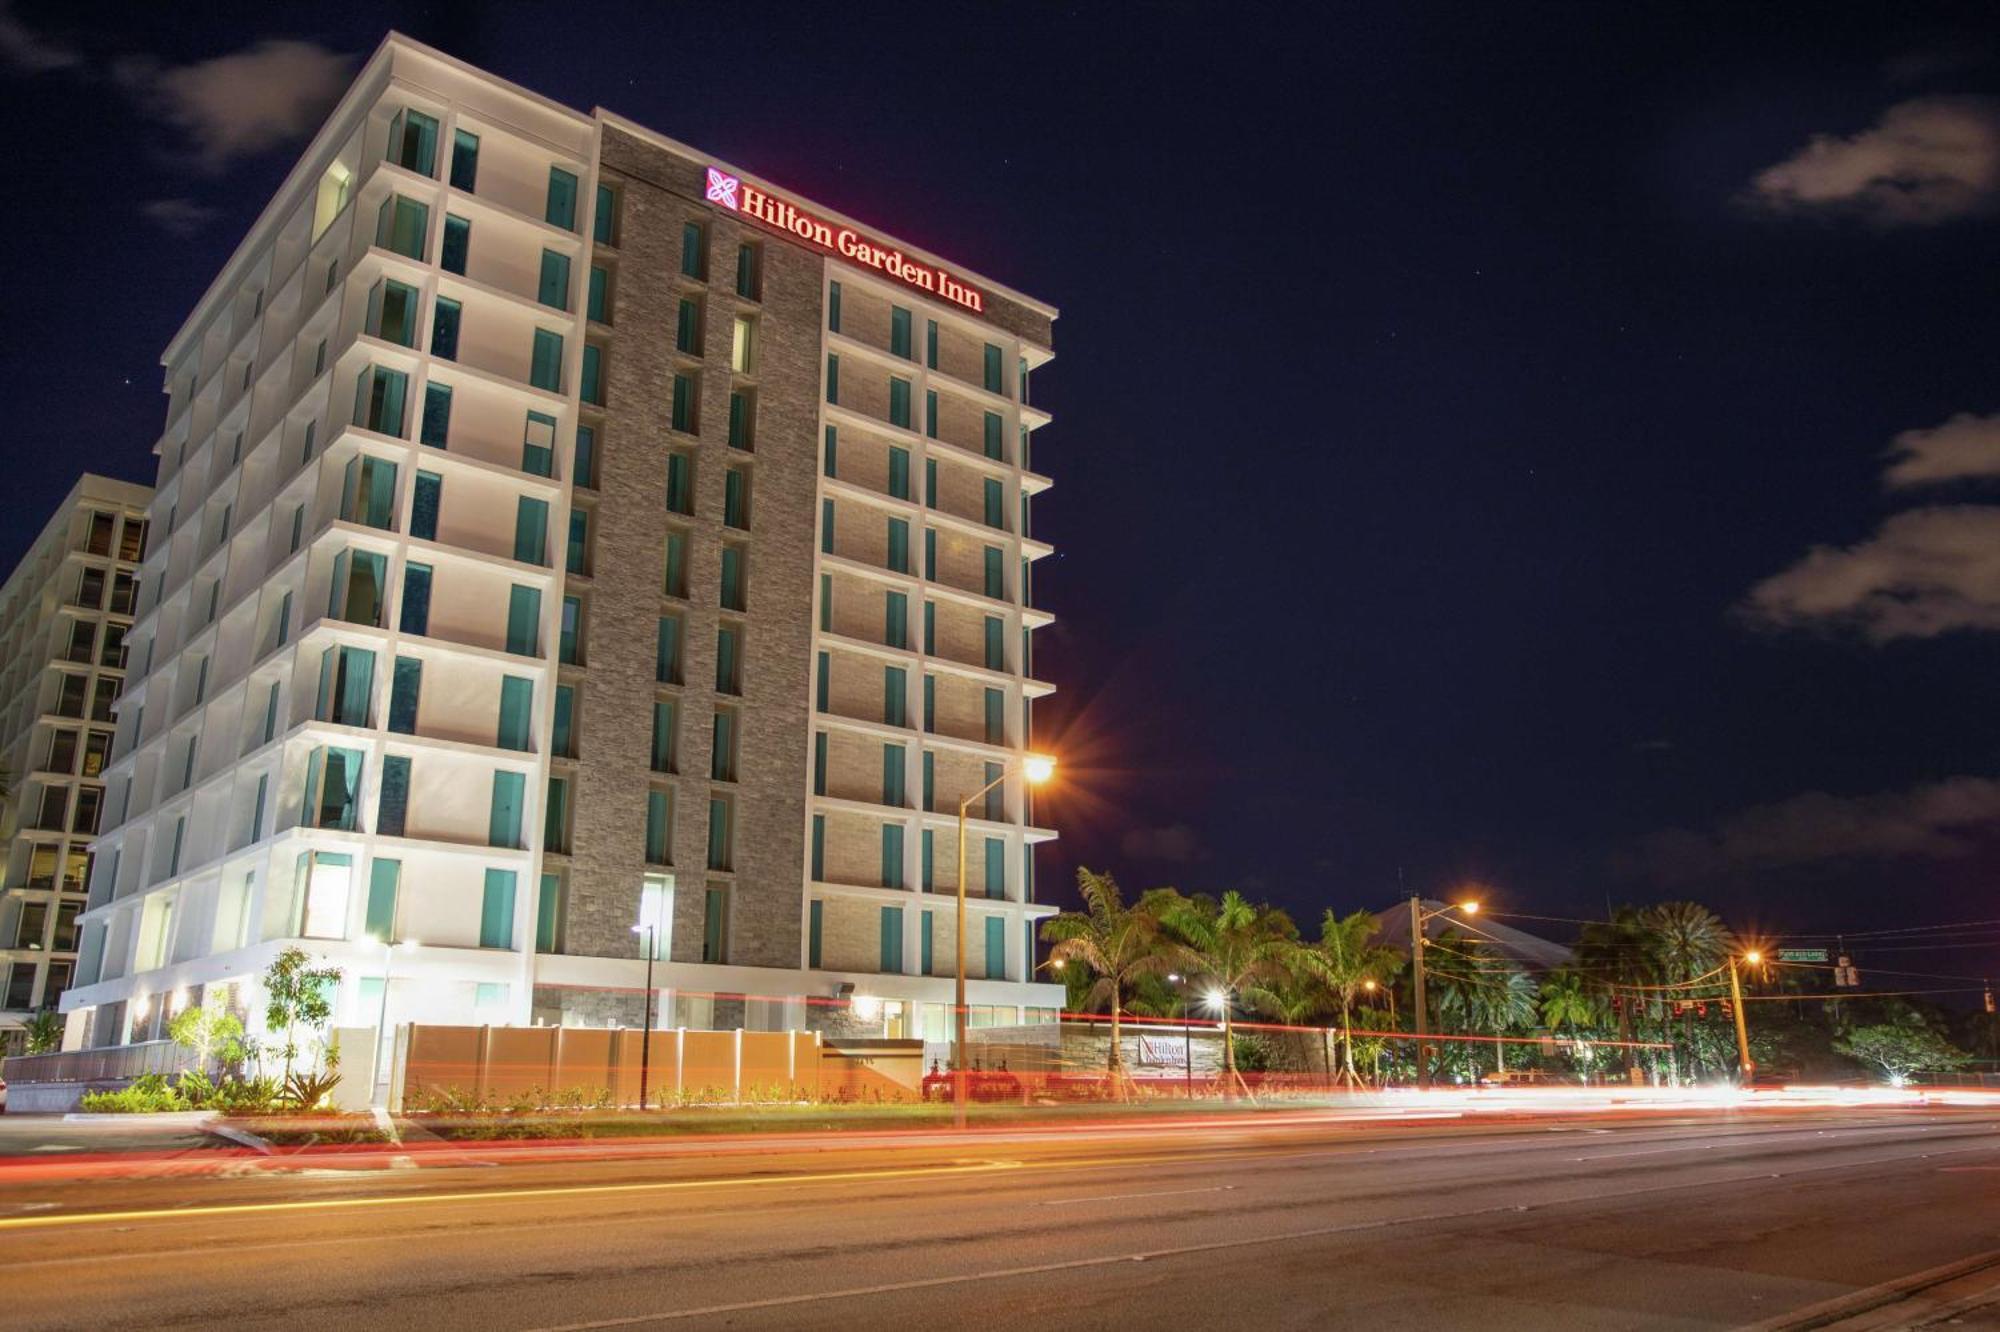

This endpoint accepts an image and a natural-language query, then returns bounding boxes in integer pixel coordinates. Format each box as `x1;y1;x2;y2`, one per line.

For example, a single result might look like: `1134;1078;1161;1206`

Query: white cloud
141;197;220;237
1744;506;2000;641
1745;96;2000;225
117;39;353;173
0;2;79;73
1883;412;2000;489
1119;823;1205;864
1631;777;2000;883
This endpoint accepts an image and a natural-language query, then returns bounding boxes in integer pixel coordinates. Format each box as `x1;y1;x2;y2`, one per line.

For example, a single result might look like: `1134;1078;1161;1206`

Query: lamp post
1729;949;1759;1085
1167;972;1195;1097
955;753;1055;1130
1408;895;1479;1091
368;935;417;1109
630;923;657;1111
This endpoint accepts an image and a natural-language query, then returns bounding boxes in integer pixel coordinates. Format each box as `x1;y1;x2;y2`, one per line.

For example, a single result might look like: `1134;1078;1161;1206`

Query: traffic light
1985;986;1995;1015
1834;954;1860;988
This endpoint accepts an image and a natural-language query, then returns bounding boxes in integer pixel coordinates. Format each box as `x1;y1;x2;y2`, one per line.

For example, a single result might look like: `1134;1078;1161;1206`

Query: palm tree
1038;869;1186;1093
1154;889;1297;1096
1539;968;1604;1082
1298;908;1404;1087
1576;907;1655;1082
1252;957;1330;1084
1641;901;1737;1081
1427;937;1536;1077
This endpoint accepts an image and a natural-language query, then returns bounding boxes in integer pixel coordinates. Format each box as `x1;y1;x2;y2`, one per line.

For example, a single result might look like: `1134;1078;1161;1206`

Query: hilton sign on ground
706;167;985;314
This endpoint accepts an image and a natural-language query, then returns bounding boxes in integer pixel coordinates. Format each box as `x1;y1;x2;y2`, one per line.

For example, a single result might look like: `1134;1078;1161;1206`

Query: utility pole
1410;895;1430;1091
631;923;657;1110
1728;952;1756;1085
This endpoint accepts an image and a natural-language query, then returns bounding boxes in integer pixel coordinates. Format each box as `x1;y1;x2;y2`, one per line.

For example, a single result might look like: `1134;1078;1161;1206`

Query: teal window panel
567;510;588;574
985;915;1006;978
514;496;549;565
815;652;829;712
888;377;911;428
389;108;438;175
400;563;432;636
664;531;688;597
926;390;938;440
715;625;740;694
921;909;934;972
656;616;681;684
921;829;935;892
505;585;541;655
440;213;469;274
575;424;596;488
888;447;910;500
430;296;461;361
820;498;835;554
811;815;825;881
449;128;478;191
481;869;518;948
651;700;677;773
711;710;735;781
588;265;608;323
560;595;581;665
308;745;365;830
984;687;1005;744
523;410;557;477
251;773;269;840
984;616;1005;669
881;828;905;892
820;574;833;632
735;242;757;298
580;344;603;405
667;452;694;513
706;800;731;873
497;676;534;751
671;374;695;432
925;528;937;580
365;859;401;940
720;545;745;611
885;591;908;648
827;280;842;332
538;249;571;310
923;676;935;735
529;329;564;392
983;343;1003;393
890;306;912;358
887;518;910;573
809;899;824;967
368;278;421;346
926;319;937;369
537;873;564;953
983;411;1003;460
984;478;1005;528
702;887;726;962
594;184;616;243
551;684;574;757
680;221;706;278
728;391;750;448
823;425;838;478
676;298;700;353
545;167;578;229
924;601;936;655
488;771;526;849
645;789;671;864
724;468;749;528
376;195;430;261
882;743;905;807
984;836;1006;899
420;382;452;448
880;903;904;969
983;761;1004;820
984;546;1005;600
354;365;409;436
826;354;839;404
813;731;828;795
388;656;422;734
544;776;568;851
884;666;907;726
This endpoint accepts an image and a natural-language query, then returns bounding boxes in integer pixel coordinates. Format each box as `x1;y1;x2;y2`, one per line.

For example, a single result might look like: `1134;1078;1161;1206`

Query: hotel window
885;590;908;648
888;446;910;500
706;799;733;873
720;544;746;612
551;684;575;757
925;458;938;507
544;777;569;852
680;221;707;279
505;585;542;656
522;410;557;477
984;687;1005;744
814;731;828;793
816;652;829;712
983;411;1003;460
575;424;597;488
666;452;694;514
514;495;550;566
559;594;582;665
538;872;567;953
984;616;1005;670
880;903;905;966
591;182;618;243
581;344;603;406
715;624;742;695
887;517;911;574
890;306;912;359
367;278;421;347
731;315;756;373
588;265;610;324
388;656;421;734
724;467;750;529
671;373;697;433
983;344;1004;394
702;886;727;962
316;645;375;726
885;666;908;727
411;470;441;539
651;700;677;773
811;822;825;886
984;478;1006;529
388;108;438;176
889;377;911;429
827;280;842;332
430;296;461;361
984;546;1005;600
546;167;578;230
983;760;1004;820
481;869;517;948
366;859;401;942
728;389;754;449
303;746;364;831
645;790;672;865
824;426;837;478
926;390;938;439
538;249;571;310
488;770;526;849
567;510;589;575
328;549;387;626
922;830;936;892
400;563;432;635
711;707;737;782
421;382;452;447
820;573;833;632
376;194;429;261
450;128;478;191
926;319;938;369
826;354;839;404
497;677;534;751
735;242;759;299
656;615;682;684
377;758;410;838
882;743;906;807
985;916;1006;978
85;510;115;555
72;786;102;834
664;531;689;598
676;297;702;354
119;517;146;562
295;850;355;942
530;329;564;392
89;677;117;723
441;214;469;274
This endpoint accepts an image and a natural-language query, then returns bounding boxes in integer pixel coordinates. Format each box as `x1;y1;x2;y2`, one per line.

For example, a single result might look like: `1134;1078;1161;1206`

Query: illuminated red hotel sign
705;167;984;314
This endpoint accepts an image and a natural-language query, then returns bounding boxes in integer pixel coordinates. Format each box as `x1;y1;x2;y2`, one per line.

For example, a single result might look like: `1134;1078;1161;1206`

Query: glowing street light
1728;948;1760;1085
955;754;1055;1129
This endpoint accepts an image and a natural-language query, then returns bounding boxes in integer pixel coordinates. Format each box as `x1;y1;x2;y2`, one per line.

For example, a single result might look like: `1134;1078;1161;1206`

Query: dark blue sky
4;2;1998;978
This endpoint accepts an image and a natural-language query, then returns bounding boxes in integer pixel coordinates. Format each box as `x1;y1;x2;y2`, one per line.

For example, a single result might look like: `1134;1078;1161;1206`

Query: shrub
79;1073;187;1113
281;1068;342;1112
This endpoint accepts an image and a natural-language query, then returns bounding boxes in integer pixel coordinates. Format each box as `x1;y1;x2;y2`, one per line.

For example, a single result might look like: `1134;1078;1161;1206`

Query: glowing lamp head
1743;950;1762;965
1051;959;1066;971
1363;979;1378;992
1022;755;1056;785
1459;901;1480;915
1205;989;1228;1012
852;994;883;1022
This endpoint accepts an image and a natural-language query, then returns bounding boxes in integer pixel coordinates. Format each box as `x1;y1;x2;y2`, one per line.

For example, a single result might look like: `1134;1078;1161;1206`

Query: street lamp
955;753;1055;1129
630;924;657;1111
1408;895;1480;1091
366;934;419;1109
1729;949;1759;1084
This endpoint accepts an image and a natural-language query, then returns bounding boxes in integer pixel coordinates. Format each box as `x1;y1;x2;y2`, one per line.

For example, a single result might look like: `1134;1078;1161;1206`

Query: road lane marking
524;1136;2000;1320
0;1160;1021;1232
1034;1185;1234;1206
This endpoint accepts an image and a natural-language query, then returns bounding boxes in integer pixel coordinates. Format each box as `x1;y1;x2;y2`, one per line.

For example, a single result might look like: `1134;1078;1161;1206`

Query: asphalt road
3;1104;1998;1329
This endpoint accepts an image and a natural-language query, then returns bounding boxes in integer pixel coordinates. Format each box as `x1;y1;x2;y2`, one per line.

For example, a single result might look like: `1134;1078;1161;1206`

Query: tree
1539;969;1604;1081
1297;909;1403;1087
22;1009;62;1055
1836;1017;1973;1086
1154;889;1297;1095
262;947;341;1088
1039;869;1187;1092
1641;902;1737;1081
1576;907;1656;1081
169;1000;247;1073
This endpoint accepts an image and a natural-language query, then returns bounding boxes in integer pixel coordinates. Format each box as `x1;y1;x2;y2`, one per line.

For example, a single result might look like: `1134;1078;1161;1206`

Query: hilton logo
705;167;741;210
705;165;984;313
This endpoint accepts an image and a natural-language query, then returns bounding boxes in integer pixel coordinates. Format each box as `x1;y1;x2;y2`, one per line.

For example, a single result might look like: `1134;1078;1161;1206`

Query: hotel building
0;475;151;1045
60;34;1063;1056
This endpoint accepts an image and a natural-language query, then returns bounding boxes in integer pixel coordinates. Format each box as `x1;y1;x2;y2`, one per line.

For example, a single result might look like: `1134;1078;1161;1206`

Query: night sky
4;2;1998;981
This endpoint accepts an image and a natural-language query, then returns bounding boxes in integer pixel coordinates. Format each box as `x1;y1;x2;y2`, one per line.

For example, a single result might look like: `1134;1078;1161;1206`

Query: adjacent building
0;475;151;1046
60;34;1063;1060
